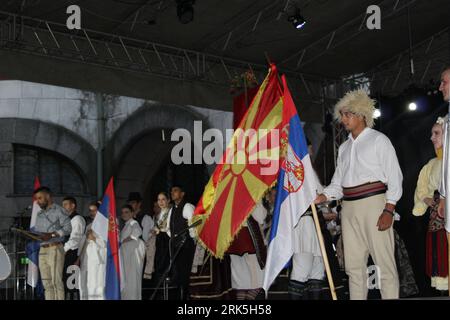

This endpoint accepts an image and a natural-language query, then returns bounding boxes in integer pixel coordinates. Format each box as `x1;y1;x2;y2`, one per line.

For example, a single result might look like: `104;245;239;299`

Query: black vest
170;201;190;238
135;211;146;228
69;211;79;220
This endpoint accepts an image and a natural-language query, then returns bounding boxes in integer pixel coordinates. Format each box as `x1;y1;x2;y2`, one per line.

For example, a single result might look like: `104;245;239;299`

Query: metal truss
345;26;450;94
204;0;287;52
0;8;351;171
0;10;336;99
367;26;450;94
280;0;417;70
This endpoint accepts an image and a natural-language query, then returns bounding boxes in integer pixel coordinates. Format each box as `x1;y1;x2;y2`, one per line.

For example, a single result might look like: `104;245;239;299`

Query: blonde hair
436;117;445;126
334;89;376;128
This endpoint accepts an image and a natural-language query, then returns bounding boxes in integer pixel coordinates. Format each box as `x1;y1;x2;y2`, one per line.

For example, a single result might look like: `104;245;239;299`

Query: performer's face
62;200;76;214
121;207;133;221
35;192;50;209
340;110;364;132
157;194;169;209
171;187;184;203
439;70;450;102
88;205;98;219
431;124;443;150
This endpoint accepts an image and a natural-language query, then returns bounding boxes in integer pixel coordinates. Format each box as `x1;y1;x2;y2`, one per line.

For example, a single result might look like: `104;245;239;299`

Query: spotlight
408;102;417;111
176;0;195;24
288;9;306;29
373;109;381;119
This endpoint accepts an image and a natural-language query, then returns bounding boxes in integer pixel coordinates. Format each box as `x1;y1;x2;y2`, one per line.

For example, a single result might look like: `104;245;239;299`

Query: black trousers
170;236;195;300
62;249;79;300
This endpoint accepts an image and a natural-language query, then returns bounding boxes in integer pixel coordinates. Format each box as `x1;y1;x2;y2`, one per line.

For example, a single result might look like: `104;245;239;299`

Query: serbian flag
26;177;42;288
263;75;321;291
192;64;283;258
92;177;121;300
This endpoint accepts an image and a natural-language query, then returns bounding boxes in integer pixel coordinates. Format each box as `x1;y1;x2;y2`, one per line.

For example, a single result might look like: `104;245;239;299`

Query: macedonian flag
192;64;284;258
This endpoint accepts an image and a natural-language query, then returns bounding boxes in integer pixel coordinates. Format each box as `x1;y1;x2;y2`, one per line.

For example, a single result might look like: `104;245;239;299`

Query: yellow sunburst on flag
193;64;284;258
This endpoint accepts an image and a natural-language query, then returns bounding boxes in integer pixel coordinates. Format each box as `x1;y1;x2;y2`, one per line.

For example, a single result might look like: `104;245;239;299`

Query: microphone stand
150;232;188;300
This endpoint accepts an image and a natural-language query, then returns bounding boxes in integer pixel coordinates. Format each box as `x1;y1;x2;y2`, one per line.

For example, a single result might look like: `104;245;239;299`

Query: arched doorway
105;102;214;211
114;128;208;213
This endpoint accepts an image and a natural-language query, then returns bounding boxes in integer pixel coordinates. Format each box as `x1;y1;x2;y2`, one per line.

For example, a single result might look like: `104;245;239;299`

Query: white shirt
323;127;403;205
64;214;86;252
166;202;195;238
120;219;143;242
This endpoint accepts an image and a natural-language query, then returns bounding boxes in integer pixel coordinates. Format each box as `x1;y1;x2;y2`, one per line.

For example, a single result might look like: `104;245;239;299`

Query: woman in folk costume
146;192;172;290
413;117;448;293
77;201;107;300
120;205;146;300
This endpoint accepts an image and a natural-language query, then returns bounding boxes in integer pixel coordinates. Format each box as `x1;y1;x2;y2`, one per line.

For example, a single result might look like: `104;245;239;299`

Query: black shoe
307;279;324;300
288;280;308;300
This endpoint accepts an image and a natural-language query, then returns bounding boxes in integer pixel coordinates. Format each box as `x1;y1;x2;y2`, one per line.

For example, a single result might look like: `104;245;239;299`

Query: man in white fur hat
314;89;403;300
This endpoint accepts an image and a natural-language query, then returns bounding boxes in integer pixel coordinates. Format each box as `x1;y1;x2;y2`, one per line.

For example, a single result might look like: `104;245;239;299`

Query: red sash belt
342;181;387;201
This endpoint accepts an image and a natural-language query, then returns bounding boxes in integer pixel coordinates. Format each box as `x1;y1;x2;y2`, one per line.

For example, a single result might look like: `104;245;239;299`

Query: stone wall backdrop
0;80;233;232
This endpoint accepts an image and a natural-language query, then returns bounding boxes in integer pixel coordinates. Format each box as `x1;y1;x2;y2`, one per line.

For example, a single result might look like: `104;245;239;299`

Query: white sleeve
64;216;86;252
130;221;143;240
141;215;154;243
182;203;196;238
323;147;344;201
182;203;195;220
378;135;403;205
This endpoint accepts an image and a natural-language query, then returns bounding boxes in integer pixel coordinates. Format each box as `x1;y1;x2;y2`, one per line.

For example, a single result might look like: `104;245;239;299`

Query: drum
0;243;11;281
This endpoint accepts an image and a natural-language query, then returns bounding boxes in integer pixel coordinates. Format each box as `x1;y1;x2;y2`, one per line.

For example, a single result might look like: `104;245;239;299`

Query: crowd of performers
29;67;450;300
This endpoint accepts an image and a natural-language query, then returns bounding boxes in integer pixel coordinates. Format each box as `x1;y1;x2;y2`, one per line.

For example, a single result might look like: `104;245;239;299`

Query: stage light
373;109;381;118
176;0;195;24
408;102;417;111
288;9;306;29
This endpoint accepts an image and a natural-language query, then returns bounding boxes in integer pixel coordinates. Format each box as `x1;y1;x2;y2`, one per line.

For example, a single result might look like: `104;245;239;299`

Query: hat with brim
127;192;143;202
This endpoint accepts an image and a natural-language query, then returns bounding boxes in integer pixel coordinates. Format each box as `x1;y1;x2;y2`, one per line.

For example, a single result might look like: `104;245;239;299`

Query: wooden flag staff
311;203;338;300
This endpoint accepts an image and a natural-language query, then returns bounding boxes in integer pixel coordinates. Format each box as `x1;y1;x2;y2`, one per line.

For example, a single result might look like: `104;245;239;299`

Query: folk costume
323;90;403;300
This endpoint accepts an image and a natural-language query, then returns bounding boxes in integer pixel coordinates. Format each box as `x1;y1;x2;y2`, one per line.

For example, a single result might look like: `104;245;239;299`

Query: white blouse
120;219;142;242
323;127;403;205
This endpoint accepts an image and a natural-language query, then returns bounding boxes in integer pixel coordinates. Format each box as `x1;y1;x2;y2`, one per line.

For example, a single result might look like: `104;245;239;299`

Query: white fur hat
334;89;376;128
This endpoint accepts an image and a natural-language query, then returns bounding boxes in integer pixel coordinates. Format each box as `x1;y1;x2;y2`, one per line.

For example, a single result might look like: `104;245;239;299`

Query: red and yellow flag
193;64;284;258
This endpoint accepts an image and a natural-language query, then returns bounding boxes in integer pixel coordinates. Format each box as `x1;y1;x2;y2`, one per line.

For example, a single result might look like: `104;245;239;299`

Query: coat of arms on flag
283;144;305;193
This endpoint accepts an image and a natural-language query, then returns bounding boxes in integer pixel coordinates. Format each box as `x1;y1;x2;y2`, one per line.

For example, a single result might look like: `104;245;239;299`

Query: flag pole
311;203;337;300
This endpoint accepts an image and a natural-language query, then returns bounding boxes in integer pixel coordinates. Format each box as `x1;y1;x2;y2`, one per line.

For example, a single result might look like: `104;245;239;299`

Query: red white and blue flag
92;177;121;300
263;75;321;291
